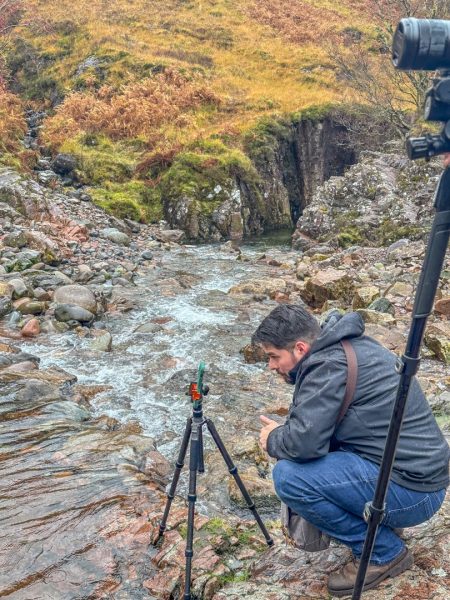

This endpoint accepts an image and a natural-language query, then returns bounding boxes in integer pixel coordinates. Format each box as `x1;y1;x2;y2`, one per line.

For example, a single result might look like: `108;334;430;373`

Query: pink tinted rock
21;318;41;337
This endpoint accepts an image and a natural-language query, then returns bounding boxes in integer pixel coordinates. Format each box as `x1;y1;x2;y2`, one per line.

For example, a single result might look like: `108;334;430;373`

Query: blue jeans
273;451;446;565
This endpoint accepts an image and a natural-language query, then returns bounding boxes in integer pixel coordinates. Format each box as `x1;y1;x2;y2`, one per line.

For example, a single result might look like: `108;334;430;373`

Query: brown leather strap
336;339;358;426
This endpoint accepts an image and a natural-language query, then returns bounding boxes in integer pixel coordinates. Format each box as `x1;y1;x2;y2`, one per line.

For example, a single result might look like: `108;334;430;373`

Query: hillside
0;1;432;237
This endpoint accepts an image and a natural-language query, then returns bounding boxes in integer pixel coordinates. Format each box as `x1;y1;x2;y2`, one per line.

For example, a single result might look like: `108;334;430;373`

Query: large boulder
302;268;355;308
294;151;439;248
51;153;77;175
352;286;380;309
0;168;51;220
53;285;97;314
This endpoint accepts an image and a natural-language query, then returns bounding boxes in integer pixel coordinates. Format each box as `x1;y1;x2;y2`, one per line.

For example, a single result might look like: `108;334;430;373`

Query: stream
0;233;297;598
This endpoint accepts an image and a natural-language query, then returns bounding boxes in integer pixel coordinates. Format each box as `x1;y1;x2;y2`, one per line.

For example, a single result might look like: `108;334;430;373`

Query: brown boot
327;547;413;597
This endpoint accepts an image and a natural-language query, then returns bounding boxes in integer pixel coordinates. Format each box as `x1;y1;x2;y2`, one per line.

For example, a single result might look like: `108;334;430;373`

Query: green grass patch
217;568;251;585
90;179;163;222
61;134;136;185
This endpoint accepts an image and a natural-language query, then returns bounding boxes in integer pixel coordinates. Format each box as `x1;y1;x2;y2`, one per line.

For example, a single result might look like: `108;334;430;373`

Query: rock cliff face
164;116;356;241
293;149;440;250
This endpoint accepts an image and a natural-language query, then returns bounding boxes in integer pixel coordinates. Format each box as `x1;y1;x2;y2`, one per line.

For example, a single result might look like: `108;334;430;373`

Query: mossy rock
337;227;364;248
376;218;423;245
90;179;163;223
243;116;294;165
158;139;262;235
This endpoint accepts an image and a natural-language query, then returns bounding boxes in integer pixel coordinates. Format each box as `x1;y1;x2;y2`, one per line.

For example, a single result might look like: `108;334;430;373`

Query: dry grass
0;85;26;153
10;1;399;167
43;69;221;147
21;0;373;135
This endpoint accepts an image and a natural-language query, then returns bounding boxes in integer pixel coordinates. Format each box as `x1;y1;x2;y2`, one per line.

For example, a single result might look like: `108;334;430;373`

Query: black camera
393;18;450;160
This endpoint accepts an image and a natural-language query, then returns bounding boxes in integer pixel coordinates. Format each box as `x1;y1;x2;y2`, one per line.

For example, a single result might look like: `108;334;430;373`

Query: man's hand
259;415;280;451
444;153;450;168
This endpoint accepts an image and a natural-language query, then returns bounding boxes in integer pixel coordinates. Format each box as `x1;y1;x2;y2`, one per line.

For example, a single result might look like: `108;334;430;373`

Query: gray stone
16;301;46;315
0;297;12;318
154;229;185;244
53;285;97;314
51;153;77;175
99;228;130;246
9;278;29;299
37;170;59;186
90;332;112;352
2;231;28;248
7;310;21;325
140;250;153;261
32;287;51;301
31;272;73;291
134;321;164;334
74;265;93;283
54;303;95;323
6;250;42;273
368;297;396;316
0;202;21;220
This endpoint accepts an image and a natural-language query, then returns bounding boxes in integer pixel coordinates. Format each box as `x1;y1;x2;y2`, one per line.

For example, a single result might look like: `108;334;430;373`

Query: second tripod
156;362;274;600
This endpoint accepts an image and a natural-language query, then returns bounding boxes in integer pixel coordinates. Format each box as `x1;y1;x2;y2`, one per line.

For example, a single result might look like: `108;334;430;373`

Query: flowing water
0;234;295;598
20;234;294;450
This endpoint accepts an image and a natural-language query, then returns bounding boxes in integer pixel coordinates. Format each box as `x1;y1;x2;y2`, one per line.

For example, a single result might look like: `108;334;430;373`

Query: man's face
261;341;310;381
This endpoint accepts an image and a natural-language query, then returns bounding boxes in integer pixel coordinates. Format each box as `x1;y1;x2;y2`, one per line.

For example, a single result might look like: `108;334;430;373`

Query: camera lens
393;18;450;70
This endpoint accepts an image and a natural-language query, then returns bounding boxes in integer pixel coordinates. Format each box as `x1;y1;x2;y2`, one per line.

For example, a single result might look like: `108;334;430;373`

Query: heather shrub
42;69;221;148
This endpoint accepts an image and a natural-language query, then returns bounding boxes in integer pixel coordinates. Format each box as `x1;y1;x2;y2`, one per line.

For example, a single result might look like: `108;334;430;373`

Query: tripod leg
198;426;205;473
184;420;202;600
205;418;274;547
156;417;192;542
351;170;450;600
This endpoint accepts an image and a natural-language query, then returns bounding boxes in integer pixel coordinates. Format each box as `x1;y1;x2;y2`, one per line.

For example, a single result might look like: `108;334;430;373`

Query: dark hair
252;304;320;349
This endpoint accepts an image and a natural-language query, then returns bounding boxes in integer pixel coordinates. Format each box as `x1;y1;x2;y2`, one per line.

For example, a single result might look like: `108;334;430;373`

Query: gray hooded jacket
266;312;449;492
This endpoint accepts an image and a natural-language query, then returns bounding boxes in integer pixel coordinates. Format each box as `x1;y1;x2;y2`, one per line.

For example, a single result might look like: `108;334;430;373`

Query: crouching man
254;304;449;597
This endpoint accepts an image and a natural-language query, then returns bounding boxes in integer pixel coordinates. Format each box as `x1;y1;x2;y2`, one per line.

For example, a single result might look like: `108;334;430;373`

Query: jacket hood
311;311;365;354
287;311;365;383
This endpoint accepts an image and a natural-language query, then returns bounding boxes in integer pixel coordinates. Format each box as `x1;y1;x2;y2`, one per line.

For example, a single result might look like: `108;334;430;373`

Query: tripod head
393;18;450;160
406;70;450;160
187;361;209;409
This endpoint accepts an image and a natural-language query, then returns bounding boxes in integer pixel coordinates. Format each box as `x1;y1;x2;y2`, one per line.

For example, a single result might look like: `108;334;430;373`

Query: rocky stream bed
0;151;449;599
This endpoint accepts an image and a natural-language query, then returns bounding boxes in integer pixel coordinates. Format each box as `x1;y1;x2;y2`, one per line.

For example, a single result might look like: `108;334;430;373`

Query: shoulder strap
336;339;358;426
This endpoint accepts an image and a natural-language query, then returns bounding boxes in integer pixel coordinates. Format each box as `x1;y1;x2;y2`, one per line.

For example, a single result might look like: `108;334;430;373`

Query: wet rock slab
0;374;167;599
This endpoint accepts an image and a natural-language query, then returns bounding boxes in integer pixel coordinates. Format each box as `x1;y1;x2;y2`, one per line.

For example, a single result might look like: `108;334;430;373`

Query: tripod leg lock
188;494;197;502
363;501;386;525
395;355;421;376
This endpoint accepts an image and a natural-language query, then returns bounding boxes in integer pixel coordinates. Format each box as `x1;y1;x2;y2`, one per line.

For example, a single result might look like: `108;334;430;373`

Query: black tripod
352;167;450;599
156;362;274;600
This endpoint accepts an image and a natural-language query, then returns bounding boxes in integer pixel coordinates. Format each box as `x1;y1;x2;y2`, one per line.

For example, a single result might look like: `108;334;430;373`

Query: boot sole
328;550;413;598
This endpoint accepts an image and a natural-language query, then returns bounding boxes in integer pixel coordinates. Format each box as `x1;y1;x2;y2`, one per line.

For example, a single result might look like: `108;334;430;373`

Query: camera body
393;18;450;160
